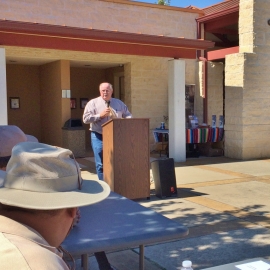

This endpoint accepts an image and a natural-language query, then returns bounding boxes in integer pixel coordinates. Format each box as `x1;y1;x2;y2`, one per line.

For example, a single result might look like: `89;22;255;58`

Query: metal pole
81;254;89;270
139;245;144;270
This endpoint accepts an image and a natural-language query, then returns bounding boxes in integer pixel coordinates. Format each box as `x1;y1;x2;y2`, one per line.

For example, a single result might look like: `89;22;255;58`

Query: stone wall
225;0;270;159
129;57;168;128
239;0;254;53
225;53;244;159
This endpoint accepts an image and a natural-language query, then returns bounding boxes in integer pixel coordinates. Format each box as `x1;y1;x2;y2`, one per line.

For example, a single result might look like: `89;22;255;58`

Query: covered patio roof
0;20;215;59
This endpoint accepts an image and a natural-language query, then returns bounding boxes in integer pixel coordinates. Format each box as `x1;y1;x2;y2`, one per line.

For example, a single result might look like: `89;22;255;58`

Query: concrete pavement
75;154;270;270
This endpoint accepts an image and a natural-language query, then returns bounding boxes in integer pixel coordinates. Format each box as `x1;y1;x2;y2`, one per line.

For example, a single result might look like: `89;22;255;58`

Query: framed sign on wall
70;98;76;109
80;98;89;109
10;97;20;109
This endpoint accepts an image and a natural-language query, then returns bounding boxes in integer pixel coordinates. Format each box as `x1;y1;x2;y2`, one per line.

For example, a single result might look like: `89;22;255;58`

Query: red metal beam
0;32;199;59
207;46;239;61
0;20;215;59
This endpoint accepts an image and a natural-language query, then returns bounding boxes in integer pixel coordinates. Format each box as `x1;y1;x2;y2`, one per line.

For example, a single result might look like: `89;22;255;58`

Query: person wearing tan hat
0;125;115;270
0;142;110;269
0;125;38;170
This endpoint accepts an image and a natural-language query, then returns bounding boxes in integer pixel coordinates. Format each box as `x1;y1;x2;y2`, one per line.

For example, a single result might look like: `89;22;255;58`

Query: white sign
236;260;270;270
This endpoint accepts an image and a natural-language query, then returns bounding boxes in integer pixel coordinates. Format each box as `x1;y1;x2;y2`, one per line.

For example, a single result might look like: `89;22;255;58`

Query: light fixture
62;90;71;98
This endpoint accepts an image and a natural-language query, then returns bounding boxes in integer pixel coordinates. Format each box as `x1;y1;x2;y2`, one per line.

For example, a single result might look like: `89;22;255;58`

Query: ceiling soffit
197;5;239;50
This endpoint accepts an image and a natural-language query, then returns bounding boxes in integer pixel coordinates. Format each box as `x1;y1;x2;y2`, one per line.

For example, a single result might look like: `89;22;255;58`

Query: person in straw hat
0;141;110;269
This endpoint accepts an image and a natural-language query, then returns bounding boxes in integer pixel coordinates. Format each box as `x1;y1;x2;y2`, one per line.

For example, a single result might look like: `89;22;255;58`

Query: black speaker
151;158;177;199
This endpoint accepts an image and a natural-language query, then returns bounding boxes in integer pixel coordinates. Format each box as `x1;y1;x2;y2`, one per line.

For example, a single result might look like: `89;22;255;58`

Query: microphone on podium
105;100;117;118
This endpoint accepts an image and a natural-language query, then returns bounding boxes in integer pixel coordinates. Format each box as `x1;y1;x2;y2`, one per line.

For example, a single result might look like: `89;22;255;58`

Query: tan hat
0;142;110;210
0;125;38;157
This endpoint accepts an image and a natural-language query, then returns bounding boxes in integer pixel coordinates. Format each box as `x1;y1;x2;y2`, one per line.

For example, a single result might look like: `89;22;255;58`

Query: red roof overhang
0;20;215;59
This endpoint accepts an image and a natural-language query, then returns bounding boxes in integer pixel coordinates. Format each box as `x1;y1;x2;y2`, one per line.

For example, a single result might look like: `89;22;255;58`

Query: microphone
105;100;110;108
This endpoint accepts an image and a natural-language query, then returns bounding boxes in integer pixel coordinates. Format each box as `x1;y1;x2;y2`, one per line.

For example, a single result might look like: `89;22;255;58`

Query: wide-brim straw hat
0;142;110;210
0;125;39;157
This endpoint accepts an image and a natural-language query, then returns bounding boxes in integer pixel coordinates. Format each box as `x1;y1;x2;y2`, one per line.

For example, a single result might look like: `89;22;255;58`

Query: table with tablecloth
153;127;224;157
153;127;224;144
186;127;224;143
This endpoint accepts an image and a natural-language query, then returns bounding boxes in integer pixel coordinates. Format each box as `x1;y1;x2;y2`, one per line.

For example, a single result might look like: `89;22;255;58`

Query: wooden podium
102;118;150;199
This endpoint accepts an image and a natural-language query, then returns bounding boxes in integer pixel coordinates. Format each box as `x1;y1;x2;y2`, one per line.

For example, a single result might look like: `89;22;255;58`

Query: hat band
4;174;79;193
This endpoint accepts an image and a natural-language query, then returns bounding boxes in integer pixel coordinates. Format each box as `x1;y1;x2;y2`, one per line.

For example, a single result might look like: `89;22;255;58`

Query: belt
91;131;103;137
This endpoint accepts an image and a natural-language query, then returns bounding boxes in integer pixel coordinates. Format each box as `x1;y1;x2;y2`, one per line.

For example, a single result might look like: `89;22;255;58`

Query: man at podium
83;82;132;181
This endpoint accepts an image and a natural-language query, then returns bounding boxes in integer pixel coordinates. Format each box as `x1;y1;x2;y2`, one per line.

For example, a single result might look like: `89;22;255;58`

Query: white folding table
62;192;188;270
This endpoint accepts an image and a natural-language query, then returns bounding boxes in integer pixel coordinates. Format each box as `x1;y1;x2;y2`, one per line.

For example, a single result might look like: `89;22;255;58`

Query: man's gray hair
99;82;113;90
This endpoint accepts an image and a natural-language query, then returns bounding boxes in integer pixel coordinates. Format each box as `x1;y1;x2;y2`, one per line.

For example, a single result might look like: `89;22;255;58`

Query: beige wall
0;0;198;39
4;42;198;151
105;66;125;100
105;66;124;87
6;63;124;149
70;67;106;120
195;61;224;126
40;60;70;146
70;67;106;149
6;64;41;140
207;62;224;125
128;57;168;129
224;0;270;159
195;61;204;124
